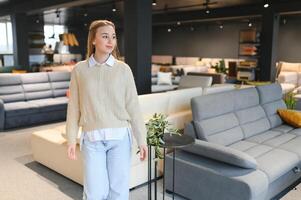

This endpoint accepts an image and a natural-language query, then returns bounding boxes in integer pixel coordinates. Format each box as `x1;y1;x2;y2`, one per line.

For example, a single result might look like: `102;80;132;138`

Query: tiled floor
0;122;299;200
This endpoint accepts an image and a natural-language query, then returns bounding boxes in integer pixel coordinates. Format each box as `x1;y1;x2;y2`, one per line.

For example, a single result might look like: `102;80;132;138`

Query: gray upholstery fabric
4;102;40;117
165;150;269;200
0;74;25;103
49;72;70;97
175;83;301;200
183;121;197;139
0;72;70;129
192;91;234;121
29;98;67;112
182;139;257;169
20;72;49;84
233;87;259;110
272;124;294;133
256;83;283;105
0;74;22;86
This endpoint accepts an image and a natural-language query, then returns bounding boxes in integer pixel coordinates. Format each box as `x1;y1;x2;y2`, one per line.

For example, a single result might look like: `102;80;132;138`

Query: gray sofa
0;72;70;130
165;83;301;200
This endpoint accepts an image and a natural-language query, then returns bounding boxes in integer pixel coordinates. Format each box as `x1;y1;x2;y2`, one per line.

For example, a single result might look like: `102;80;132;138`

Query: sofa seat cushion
255;148;299;182
288;128;301;136
279;136;301;158
245;130;283;144
271;124;294;133
4;101;40;117
28;98;68;112
228;140;299;182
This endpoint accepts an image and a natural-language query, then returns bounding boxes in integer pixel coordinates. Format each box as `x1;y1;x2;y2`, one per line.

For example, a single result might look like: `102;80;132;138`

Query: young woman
66;20;148;200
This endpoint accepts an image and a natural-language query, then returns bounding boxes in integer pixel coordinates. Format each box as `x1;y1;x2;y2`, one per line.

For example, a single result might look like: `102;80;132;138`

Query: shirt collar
88;54;115;67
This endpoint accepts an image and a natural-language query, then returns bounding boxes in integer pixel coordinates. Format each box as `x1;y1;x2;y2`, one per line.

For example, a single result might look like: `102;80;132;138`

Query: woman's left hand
139;145;148;161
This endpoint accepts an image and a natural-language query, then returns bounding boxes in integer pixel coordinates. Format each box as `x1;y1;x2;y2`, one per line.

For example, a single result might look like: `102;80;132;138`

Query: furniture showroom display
0;72;70;130
165;83;301;200
31;84;238;189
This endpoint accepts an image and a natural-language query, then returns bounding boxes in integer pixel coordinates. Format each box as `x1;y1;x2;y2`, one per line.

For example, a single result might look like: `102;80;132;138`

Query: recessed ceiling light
112;8;116;12
177;21;181;26
190;27;194;31
264;3;269;8
206;9;210;14
219;25;223;29
152;0;157;6
84;13;88;17
248;22;252;27
167;28;171;32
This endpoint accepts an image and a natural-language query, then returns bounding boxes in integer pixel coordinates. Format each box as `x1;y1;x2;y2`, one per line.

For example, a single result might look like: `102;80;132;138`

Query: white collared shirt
88;54;115;67
79;54;131;150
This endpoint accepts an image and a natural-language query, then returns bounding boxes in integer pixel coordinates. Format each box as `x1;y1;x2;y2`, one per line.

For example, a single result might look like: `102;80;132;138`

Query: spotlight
219;24;223;29
264;3;269;8
112;4;116;12
206;9;210;14
36;19;40;23
167;28;171;32
248;22;252;27
84;13;88;17
152;0;157;6
190;27;194;31
177;21;181;26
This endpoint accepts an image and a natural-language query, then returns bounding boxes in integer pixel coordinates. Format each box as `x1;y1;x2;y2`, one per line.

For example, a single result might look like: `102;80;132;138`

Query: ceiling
2;0;301;26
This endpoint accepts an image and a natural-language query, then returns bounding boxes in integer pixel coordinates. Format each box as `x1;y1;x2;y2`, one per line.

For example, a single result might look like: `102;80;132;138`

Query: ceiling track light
112;4;117;12
263;0;269;8
152;0;157;6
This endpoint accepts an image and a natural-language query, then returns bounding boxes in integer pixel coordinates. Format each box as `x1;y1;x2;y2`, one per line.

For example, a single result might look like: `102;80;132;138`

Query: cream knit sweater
66;59;147;146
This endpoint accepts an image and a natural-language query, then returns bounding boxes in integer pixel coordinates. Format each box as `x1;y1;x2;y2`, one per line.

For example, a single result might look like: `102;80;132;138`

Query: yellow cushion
277;109;301;128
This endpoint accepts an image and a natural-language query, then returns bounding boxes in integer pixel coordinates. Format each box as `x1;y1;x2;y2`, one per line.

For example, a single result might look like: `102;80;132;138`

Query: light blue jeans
81;129;132;200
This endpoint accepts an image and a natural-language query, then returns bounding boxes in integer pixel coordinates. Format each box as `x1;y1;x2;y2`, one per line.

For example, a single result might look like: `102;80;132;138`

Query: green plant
284;92;297;109
211;59;228;74
146;113;181;159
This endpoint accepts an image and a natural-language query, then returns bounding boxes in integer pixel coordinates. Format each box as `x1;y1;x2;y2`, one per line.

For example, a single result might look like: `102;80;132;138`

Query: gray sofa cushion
4;102;40;117
29;97;68;112
191;91;244;145
183;139;258;169
0;74;25;103
48;72;70;97
256;84;286;128
21;73;53;100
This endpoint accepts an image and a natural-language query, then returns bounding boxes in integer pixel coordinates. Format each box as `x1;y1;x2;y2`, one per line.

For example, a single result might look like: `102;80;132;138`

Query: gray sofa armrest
182;139;257;169
183;121;197;139
0;99;4;130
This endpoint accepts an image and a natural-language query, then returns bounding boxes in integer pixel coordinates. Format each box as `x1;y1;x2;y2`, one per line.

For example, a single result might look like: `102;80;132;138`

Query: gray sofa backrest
48;72;70;97
191;87;272;146
234;88;270;138
191;90;244;146
21;72;53;101
0;72;71;103
256;84;286;128
0;74;25;103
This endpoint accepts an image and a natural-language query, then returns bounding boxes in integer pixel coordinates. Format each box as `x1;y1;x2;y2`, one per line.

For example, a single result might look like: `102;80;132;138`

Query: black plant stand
148;133;195;200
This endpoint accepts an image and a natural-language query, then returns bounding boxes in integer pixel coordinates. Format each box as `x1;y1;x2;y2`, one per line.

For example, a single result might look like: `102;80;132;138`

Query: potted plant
284;92;297;110
145;113;181;160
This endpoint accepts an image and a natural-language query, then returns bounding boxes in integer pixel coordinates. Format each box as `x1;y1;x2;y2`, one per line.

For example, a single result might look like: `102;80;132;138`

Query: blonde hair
86;20;120;59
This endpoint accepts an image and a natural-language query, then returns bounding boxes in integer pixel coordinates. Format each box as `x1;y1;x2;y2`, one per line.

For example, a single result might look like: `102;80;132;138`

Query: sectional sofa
165;83;301;200
0;72;70;130
31;84;237;189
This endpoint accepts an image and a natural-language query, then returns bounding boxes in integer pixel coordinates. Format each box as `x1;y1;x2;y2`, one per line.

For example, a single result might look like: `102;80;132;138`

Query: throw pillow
277;109;301;127
157;71;172;85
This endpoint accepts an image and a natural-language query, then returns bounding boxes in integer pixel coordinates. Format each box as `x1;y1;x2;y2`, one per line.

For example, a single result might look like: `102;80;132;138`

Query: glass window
44;24;69;53
0;21;13;54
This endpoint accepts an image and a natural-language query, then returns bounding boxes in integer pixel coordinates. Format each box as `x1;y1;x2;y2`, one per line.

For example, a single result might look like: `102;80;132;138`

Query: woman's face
93;25;116;55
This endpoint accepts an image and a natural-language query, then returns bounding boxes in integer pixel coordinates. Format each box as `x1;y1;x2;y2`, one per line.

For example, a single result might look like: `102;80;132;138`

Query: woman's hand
139;144;148;161
67;144;77;160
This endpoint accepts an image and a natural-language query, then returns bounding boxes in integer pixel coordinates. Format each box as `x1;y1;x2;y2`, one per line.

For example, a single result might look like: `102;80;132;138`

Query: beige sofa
277;61;301;94
31;85;237;189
